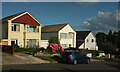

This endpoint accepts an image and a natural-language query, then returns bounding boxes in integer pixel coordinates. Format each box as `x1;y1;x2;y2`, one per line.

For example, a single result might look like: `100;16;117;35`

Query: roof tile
42;24;68;32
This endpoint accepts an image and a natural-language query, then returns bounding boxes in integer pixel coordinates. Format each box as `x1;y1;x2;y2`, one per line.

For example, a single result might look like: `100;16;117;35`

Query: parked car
61;51;90;64
96;50;105;58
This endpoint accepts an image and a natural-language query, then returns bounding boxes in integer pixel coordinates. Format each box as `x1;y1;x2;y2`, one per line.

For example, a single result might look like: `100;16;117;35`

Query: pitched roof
41;24;68;32
76;41;84;48
1;11;41;26
76;31;91;40
76;31;91;48
2;11;27;22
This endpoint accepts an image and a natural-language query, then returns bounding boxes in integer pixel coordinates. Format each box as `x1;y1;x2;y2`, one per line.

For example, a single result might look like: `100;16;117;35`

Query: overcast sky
1;1;120;34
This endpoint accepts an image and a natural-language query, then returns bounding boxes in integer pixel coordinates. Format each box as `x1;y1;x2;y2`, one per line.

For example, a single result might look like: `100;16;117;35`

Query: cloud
80;11;120;34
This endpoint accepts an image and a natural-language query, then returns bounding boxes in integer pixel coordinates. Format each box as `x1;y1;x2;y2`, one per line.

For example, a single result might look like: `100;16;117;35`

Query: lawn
42;50;53;54
15;48;41;55
91;57;116;61
39;56;61;63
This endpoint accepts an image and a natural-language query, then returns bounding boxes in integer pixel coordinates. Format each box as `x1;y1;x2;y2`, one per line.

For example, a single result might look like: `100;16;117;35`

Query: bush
43;49;53;54
40;56;61;62
15;47;41;56
99;42;117;54
13;44;19;49
48;35;60;44
40;47;45;52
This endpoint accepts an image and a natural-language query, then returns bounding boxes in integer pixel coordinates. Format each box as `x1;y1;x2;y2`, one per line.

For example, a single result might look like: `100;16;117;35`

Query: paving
2;52;50;65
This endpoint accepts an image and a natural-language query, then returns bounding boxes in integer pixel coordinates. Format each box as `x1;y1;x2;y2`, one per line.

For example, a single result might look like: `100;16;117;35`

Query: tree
118;31;120;48
96;32;106;46
48;35;60;44
99;42;116;54
112;31;118;47
96;30;119;55
107;30;113;43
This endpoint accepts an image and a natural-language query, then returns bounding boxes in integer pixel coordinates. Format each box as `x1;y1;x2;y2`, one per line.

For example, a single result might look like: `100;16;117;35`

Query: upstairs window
60;33;67;39
25;25;39;32
69;32;73;39
91;39;94;42
11;24;20;32
87;39;89;42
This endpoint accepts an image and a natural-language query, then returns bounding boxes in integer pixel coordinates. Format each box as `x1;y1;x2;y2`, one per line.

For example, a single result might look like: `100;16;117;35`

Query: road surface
2;61;120;72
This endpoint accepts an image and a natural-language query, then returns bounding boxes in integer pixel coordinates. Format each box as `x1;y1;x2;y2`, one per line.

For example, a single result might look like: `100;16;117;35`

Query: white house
76;31;98;50
41;24;76;49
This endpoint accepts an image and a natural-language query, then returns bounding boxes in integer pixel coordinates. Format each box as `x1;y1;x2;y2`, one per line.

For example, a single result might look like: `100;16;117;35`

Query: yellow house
1;11;42;48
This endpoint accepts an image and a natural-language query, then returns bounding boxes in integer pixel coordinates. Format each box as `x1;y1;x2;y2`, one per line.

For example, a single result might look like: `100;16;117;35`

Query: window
11;39;18;45
60;33;67;39
36;39;39;47
11;24;20;31
91;39;94;42
25;39;39;47
37;26;39;32
61;44;67;48
25;25;39;32
69;33;73;39
87;39;89;42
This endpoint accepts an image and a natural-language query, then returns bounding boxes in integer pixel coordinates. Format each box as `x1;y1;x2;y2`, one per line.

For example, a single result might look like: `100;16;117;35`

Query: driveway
2;52;50;65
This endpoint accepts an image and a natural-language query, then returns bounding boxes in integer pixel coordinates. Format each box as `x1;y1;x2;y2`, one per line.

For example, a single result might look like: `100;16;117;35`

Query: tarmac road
2;61;120;72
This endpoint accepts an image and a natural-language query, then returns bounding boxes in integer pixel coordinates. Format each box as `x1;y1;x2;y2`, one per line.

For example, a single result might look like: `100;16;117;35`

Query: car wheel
73;59;77;65
86;59;90;64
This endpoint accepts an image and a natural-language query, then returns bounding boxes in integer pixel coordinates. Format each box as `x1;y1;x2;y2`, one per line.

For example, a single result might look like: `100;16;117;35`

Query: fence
2;45;14;55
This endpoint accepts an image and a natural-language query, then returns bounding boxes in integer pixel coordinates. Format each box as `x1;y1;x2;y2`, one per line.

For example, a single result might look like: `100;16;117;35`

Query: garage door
2;41;8;45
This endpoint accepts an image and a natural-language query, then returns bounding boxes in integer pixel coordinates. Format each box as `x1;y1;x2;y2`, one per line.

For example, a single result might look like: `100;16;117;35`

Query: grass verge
15;48;41;55
91;57;117;61
39;56;61;63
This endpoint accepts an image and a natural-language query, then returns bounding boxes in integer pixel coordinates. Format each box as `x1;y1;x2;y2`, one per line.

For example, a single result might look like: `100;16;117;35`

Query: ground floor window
25;39;39;48
61;44;68;48
11;39;18;45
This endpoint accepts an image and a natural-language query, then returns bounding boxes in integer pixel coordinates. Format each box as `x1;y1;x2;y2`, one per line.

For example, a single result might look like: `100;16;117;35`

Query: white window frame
25;25;39;33
11;24;20;32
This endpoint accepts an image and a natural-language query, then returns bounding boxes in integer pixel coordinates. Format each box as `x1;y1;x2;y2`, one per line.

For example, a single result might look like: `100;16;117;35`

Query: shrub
43;49;53;54
13;44;19;49
48;35;60;44
15;47;41;56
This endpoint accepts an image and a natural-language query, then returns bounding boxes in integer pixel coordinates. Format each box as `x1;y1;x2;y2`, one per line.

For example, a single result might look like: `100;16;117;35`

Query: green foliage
13;44;20;49
96;32;106;46
96;30;120;55
40;56;61;62
48;35;60;44
91;57;110;61
43;49;53;54
15;48;41;56
99;42;116;54
56;49;62;55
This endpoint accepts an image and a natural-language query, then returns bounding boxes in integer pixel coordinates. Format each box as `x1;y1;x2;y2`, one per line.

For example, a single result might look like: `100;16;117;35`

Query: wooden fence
2;45;14;55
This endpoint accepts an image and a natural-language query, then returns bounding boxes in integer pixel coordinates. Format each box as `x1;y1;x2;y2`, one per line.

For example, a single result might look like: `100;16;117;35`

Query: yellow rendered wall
8;21;24;47
7;21;41;48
